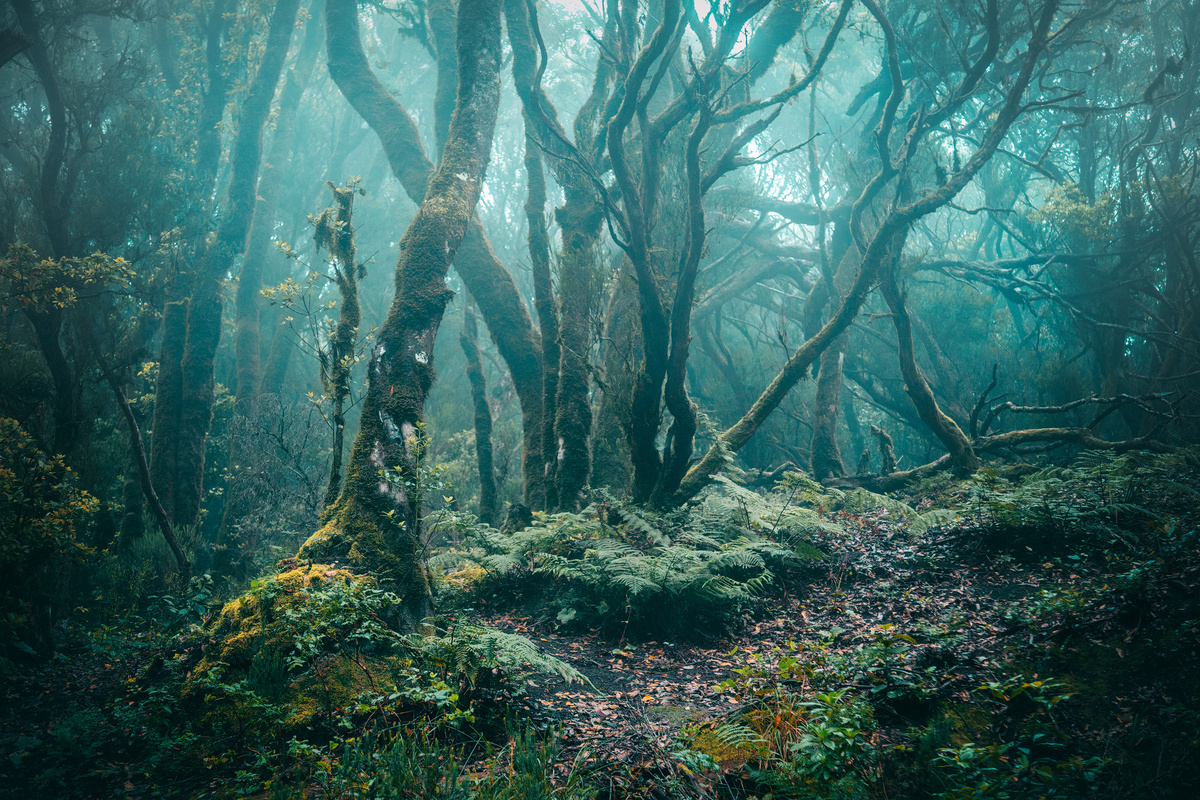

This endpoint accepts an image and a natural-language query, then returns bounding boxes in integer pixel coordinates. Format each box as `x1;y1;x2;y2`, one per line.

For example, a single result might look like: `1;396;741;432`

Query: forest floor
471;503;1200;797
3;464;1200;799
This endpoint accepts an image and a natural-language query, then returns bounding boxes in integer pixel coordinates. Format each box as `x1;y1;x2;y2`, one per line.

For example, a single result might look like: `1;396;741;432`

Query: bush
0;418;97;659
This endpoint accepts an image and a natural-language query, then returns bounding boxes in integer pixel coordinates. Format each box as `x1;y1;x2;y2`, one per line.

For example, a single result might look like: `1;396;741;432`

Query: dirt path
470;508;1075;792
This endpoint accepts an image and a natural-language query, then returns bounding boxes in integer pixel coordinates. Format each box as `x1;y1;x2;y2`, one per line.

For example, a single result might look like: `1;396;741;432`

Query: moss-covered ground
2;452;1199;798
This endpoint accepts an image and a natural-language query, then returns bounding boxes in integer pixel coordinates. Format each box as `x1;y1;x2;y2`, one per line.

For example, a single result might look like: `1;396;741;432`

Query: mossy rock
200;564;364;669
183;565;403;737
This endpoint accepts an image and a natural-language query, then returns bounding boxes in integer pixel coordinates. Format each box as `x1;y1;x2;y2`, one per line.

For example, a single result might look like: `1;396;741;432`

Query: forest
1;0;1199;796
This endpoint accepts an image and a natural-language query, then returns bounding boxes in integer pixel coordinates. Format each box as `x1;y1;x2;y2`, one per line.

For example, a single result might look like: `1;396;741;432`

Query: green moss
198;564;362;669
689;725;763;770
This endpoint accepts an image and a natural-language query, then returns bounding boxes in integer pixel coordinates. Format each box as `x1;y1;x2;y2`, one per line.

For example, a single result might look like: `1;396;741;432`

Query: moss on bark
325;0;544;506
304;0;502;627
460;304;498;526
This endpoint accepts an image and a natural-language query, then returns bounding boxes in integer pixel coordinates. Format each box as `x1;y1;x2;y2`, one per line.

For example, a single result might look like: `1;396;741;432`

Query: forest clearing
1;0;1198;796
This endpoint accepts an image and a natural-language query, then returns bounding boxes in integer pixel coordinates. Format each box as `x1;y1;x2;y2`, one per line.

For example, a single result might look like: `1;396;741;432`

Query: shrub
0;418;97;659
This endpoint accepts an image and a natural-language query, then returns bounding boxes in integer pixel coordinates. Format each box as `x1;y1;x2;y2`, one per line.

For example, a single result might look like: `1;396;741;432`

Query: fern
403;621;591;688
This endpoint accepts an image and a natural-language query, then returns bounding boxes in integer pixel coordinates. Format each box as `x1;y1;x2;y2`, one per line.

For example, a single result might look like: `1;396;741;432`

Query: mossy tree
162;0;302;533
301;0;503;627
324;0;546;508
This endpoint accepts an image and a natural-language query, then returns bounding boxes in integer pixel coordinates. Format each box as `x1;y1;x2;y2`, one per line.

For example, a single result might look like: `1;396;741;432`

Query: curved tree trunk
301;0;502;627
324;0;544;506
179;0;299;540
879;265;980;474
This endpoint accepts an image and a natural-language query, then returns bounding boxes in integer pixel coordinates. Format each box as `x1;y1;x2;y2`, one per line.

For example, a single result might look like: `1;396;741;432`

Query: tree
300;0;503;626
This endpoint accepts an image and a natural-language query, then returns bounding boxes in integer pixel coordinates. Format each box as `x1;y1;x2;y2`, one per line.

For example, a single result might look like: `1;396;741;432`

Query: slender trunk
11;0;68;256
506;0;618;509
25;309;77;456
325;0;544;505
461;304;498;526
654;104;713;502
153;4;179;92
180;0;298;551
234;0;325;415
193;0;233;222
879;265;980;473
301;0;502;627
149;301;187;523
318;184;362;516
524;132;559;510
109;377;191;581
118;446;145;549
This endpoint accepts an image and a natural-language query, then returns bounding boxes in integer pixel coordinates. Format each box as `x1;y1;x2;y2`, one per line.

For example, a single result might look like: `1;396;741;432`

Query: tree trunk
149;300;187;523
524;133;559;510
233;0;325;416
879;265;980;474
324;0;545;506
318;184;362;516
461;304;498;526
301;0;502;627
810;337;848;481
109;377;190;581
177;0;300;533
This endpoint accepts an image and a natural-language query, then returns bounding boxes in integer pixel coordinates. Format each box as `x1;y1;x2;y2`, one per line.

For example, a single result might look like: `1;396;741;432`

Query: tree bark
109;377;190;581
324;0;544;506
678;0;1060;500
177;0;300;533
524;132;559;510
301;0;502;627
317;184;363;516
149;300;187;523
879;265;980;473
234;0;325;415
461;304;498;526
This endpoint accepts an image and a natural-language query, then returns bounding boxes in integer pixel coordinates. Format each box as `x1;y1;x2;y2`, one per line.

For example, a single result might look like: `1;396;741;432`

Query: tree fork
324;0;544;506
301;0;502;628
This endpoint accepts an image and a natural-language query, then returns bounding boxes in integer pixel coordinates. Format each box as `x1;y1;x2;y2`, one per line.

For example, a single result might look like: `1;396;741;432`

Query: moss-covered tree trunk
302;0;502;627
324;0;544;507
810;339;848;481
460;304;498;526
180;0;298;548
505;0;621;510
312;183;363;516
524;133;559;511
809;223;854;482
149;300;187;523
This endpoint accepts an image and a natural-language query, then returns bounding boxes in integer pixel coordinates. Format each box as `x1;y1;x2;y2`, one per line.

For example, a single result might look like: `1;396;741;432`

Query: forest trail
472;507;1103;791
